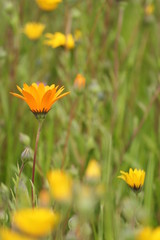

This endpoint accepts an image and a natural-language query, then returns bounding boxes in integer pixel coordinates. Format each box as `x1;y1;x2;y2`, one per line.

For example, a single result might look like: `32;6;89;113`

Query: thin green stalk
31;120;43;207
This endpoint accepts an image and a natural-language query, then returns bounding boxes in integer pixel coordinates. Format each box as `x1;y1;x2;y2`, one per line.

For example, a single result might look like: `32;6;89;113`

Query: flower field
0;0;160;239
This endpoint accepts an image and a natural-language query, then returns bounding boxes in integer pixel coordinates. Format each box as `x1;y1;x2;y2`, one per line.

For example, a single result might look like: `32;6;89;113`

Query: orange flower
74;74;85;89
10;83;69;119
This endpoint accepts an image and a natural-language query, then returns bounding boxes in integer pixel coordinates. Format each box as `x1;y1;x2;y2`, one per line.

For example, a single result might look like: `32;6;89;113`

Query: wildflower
0;228;34;240
152;227;160;240
74;74;86;89
23;22;45;40
85;159;101;180
35;0;62;11
136;227;160;240
136;227;152;240
10;82;69;119
47;170;73;202
118;168;145;192
44;32;75;49
145;4;154;16
21;147;33;164
12;208;59;237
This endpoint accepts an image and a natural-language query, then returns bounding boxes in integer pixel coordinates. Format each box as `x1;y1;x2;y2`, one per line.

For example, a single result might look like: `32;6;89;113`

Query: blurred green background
0;0;160;239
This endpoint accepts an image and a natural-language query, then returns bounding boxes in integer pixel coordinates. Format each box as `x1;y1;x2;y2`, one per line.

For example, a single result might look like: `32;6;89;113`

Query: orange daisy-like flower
10;83;69;119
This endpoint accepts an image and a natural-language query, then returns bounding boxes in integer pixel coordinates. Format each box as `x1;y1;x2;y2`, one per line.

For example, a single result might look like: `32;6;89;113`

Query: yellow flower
44;32;75;49
36;0;62;11
145;4;154;16
137;227;160;240
12;208;59;237
23;22;45;40
85;159;101;180
118;168;145;191
47;170;73;202
10;82;69;119
136;227;152;240
74;74;86;89
152;227;160;240
0;228;34;240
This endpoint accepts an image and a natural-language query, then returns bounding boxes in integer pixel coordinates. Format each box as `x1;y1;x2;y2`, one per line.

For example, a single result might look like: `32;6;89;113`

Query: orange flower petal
50;92;70;106
29;85;41;109
41;90;53;111
17;85;23;93
22;90;38;111
32;83;38;89
54;87;65;98
10;92;25;100
11;83;70;116
38;83;45;99
23;83;31;92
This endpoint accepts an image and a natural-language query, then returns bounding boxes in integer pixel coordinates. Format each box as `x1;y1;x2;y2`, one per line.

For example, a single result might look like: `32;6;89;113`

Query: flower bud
21;147;33;164
74;74;85;90
85;159;101;181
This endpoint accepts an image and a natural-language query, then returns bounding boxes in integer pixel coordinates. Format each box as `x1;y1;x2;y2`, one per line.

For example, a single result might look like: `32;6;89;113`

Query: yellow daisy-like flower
36;0;62;11
12;208;59;237
47;170;73;202
23;22;45;40
118;168;145;191
44;32;75;49
10;82;69;119
0;228;34;240
136;227;152;240
74;74;86;89
145;4;154;16
85;159;101;180
152;227;160;240
137;227;160;240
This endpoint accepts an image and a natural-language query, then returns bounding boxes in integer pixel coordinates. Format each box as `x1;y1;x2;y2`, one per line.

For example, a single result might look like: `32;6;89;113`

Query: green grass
0;0;160;239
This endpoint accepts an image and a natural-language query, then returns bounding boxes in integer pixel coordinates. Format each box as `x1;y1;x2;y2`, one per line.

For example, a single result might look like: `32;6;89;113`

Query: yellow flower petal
118;168;145;191
0;228;34;240
47;170;73;202
10;92;25;100
12;208;59;237
23;22;45;40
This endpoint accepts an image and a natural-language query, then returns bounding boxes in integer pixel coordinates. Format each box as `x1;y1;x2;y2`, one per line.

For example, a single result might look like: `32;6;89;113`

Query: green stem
31;120;43;207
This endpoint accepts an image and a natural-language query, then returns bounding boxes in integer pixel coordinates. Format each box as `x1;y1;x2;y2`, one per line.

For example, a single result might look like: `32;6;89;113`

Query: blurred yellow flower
47;170;73;202
152;227;160;240
44;32;75;49
10;82;69;119
74;74;86;89
118;168;145;191
136;227;152;240
136;227;160;240
23;22;45;40
0;228;34;240
145;4;154;16
85;159;101;180
36;0;62;11
12;208;59;237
